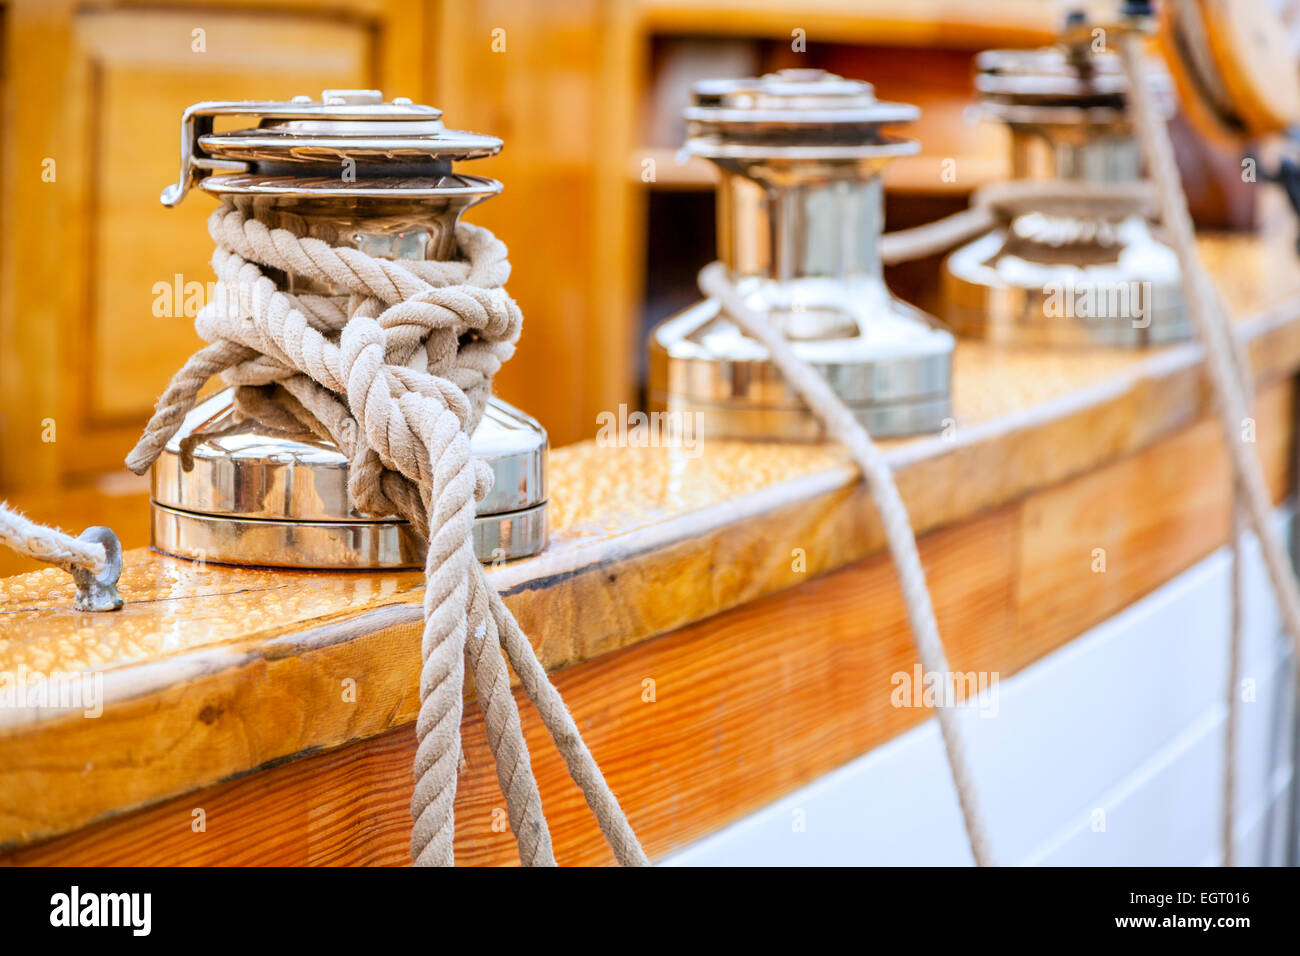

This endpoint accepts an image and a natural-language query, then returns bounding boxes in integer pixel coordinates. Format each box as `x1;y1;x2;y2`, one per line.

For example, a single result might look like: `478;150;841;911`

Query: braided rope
0;502;106;576
1224;484;1243;867
698;262;997;866
128;199;646;867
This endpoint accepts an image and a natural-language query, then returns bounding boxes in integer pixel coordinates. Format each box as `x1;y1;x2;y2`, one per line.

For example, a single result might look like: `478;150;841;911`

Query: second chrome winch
649;69;954;440
942;46;1188;346
149;90;547;569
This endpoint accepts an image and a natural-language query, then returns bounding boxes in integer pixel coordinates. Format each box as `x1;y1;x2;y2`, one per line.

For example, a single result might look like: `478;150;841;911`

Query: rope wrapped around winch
125;198;648;867
879;179;1162;265
869;36;1300;868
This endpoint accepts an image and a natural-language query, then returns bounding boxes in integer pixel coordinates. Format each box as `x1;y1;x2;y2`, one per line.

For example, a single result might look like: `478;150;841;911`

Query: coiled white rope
128;199;646;867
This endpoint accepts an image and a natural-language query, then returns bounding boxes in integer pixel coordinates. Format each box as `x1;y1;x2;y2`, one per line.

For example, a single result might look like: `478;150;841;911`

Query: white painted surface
664;515;1297;866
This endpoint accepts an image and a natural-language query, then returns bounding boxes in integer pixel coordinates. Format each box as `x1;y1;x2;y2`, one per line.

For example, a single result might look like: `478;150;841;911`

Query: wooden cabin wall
0;0;620;500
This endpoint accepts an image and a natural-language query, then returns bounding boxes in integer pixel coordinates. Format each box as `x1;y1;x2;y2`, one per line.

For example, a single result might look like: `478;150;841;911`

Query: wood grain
0;0;77;491
1;507;1023;865
1018;380;1294;653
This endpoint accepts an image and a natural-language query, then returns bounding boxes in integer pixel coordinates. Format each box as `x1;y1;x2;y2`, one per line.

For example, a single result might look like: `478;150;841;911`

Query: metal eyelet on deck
71;527;123;612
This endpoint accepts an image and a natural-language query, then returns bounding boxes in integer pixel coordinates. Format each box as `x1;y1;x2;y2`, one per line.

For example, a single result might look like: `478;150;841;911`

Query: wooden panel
0;0;78;490
668;518;1295;865
1017;379;1295;653
82;10;372;422
0;0;422;488
431;0;636;448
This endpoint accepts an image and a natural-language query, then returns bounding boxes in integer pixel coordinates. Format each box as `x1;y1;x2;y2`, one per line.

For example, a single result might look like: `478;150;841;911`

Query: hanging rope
1117;34;1300;644
2;30;1286;869
1115;32;1300;868
126;198;647;867
698;263;997;866
1224;483;1244;867
870;34;1296;866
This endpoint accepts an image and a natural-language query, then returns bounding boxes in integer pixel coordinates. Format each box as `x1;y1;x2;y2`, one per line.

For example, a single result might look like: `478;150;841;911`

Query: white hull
668;511;1298;866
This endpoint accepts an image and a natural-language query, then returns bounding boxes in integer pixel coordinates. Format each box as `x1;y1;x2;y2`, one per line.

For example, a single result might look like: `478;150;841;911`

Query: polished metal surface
973;46;1173;181
650;296;951;437
153;391;546;521
685;69;920;161
941;47;1189;346
150;91;549;568
975;46;1130;105
713;167;900;289
943;219;1186;346
151;500;547;570
150;391;547;568
162;91;500;207
651;68;953;439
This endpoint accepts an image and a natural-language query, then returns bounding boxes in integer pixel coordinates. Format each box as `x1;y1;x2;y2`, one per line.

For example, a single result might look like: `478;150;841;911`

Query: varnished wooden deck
1;232;1298;864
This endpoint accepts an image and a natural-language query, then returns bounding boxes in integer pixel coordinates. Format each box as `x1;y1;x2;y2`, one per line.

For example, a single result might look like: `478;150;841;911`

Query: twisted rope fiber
1114;33;1300;868
127;198;647;867
5;37;1268;867
0;502;106;576
698;263;997;867
1225;485;1244;867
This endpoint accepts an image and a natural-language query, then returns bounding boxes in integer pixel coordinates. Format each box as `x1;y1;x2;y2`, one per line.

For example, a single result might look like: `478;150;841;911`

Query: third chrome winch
149;90;546;569
649;69;954;440
942;45;1188;346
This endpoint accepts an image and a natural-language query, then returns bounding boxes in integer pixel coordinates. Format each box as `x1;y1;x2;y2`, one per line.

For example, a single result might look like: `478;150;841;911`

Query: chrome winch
649;69;954;440
149;90;547;569
942;46;1188;346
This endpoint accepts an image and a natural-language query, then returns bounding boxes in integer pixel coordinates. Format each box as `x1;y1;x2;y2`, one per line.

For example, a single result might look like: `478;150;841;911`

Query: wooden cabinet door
0;0;422;488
